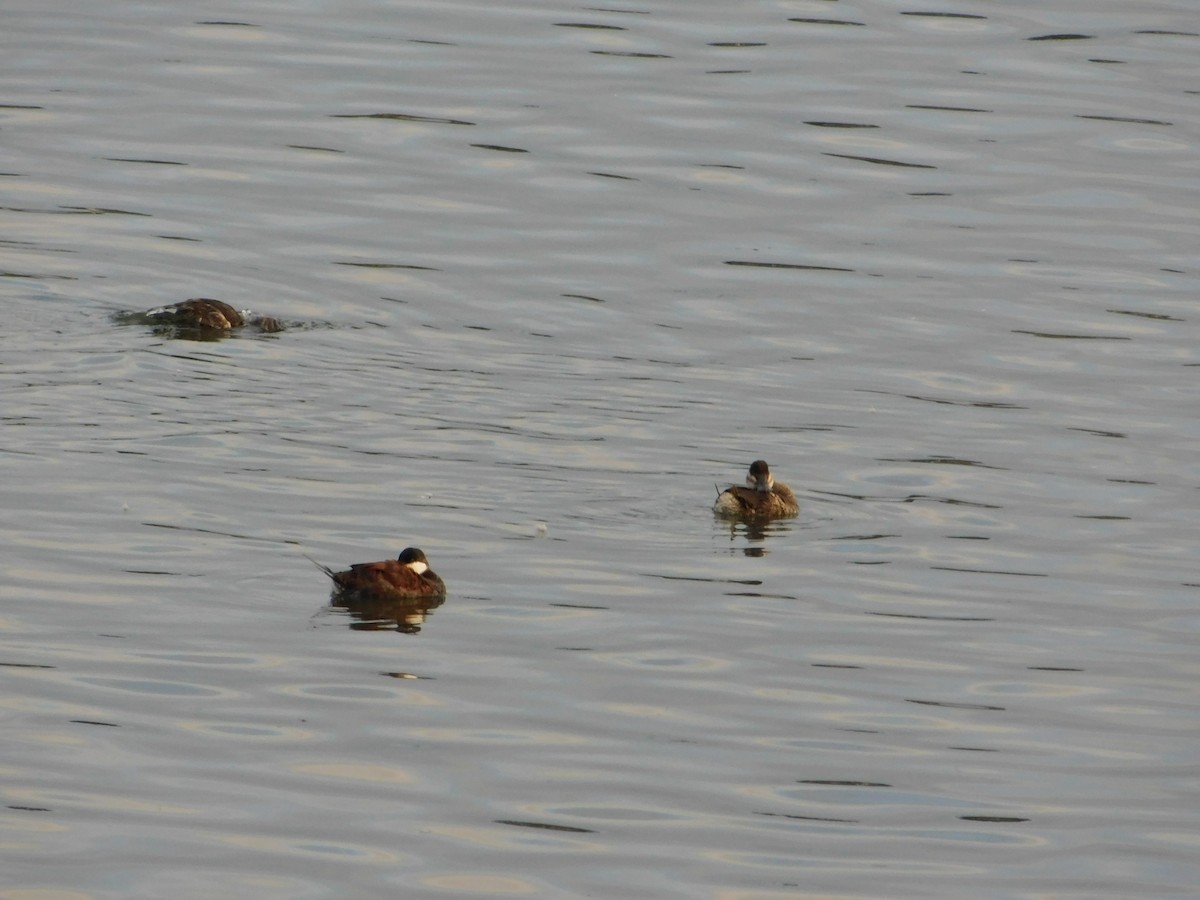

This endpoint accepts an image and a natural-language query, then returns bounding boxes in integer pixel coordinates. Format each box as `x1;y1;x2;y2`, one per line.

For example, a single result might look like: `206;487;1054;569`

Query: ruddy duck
143;298;284;335
713;459;799;519
315;547;447;599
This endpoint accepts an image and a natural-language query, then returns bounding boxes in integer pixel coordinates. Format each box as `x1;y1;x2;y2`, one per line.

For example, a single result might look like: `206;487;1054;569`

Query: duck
713;459;799;519
313;547;447;600
144;298;284;334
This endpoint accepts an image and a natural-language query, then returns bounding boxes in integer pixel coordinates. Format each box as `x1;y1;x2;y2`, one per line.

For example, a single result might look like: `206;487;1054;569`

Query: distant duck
142;298;283;335
713;459;799;519
314;547;447;600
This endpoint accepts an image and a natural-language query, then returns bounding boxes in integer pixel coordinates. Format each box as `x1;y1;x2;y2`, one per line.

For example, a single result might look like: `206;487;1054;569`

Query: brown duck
314;547;447;600
145;298;283;334
713;459;799;519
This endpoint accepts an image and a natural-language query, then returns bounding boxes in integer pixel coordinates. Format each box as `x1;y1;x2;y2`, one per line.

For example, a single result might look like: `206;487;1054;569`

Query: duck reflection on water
332;590;446;634
718;513;795;555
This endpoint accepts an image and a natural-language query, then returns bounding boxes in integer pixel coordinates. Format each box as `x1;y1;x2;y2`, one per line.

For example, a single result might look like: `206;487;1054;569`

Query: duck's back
169;298;245;330
714;483;799;518
333;560;445;597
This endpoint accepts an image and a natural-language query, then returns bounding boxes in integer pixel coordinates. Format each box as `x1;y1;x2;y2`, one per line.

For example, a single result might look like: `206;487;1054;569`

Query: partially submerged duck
314;547;447;600
133;298;283;337
713;459;799;519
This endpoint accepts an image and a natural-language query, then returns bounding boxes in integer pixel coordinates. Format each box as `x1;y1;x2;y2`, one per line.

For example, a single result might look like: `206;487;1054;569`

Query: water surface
2;0;1198;896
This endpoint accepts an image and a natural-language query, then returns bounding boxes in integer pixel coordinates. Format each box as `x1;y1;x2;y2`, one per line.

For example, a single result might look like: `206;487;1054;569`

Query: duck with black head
713;459;799;519
313;547;447;600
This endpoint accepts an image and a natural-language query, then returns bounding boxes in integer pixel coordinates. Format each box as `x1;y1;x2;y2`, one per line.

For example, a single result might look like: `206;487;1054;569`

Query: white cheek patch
407;561;429;575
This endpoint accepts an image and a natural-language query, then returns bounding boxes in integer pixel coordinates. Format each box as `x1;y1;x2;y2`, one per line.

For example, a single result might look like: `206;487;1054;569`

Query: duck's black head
747;459;774;492
397;547;430;572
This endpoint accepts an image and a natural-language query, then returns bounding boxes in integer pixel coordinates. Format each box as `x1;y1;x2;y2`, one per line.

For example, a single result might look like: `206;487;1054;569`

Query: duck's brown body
714;459;799;519
146;298;283;334
320;548;446;600
168;298;245;330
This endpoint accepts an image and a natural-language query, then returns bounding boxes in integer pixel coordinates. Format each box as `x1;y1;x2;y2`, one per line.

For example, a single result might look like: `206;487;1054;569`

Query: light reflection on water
2;0;1199;896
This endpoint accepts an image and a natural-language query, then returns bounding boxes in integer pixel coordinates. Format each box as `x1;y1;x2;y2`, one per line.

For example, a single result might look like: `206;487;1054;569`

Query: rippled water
3;1;1198;897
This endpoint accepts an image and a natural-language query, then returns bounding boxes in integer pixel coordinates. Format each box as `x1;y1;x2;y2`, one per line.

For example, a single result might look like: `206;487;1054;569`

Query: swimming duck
315;547;447;600
713;459;799;519
143;298;283;335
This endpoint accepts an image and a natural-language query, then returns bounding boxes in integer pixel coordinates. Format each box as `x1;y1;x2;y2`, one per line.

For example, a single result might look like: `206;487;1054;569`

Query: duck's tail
302;553;337;581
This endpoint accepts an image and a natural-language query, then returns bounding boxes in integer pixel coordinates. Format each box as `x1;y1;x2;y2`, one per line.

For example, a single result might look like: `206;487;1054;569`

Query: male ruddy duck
145;298;284;334
315;547;447;600
713;459;799;519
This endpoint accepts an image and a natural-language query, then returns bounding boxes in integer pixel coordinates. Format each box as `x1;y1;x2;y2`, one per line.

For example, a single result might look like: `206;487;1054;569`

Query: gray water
2;1;1198;897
